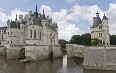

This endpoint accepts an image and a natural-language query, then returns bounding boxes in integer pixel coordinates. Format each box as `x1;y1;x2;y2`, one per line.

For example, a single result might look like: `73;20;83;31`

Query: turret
34;5;38;17
7;19;10;27
102;13;109;27
15;14;19;28
41;9;46;20
19;14;23;23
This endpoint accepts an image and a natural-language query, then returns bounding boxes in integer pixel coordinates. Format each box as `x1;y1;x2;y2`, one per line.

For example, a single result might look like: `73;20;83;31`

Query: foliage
69;33;91;46
58;39;69;48
110;35;116;45
91;38;101;46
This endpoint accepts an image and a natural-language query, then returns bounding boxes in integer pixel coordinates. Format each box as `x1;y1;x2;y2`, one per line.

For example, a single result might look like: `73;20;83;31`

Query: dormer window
99;26;102;29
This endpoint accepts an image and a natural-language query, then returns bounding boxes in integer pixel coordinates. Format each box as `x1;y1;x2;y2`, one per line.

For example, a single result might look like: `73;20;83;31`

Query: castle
91;11;110;45
0;5;62;61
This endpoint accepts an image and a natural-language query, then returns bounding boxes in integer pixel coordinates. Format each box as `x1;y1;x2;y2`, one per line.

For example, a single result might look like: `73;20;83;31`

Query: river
0;52;116;73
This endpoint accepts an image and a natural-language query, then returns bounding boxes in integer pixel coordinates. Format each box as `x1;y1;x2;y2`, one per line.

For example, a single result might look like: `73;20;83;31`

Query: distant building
0;5;62;60
90;11;110;45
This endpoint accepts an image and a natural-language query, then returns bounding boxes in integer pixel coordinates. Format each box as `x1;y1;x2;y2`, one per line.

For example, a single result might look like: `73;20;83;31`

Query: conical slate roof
102;14;109;20
92;12;102;28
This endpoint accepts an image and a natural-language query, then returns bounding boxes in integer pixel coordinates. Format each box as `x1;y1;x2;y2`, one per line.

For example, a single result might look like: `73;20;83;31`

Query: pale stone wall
7;46;21;59
25;45;62;61
0;47;6;56
53;45;62;58
83;46;116;70
66;44;85;58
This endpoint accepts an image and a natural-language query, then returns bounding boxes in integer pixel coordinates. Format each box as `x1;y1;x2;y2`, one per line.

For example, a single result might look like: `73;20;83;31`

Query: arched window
34;29;36;39
30;29;32;38
40;31;41;39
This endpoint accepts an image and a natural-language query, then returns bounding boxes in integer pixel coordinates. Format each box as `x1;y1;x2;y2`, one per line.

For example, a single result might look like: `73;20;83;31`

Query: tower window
2;35;3;39
99;26;102;29
8;32;9;35
40;31;41;39
30;29;32;38
34;29;36;39
11;41;12;44
101;33;102;37
0;42;1;45
11;32;12;35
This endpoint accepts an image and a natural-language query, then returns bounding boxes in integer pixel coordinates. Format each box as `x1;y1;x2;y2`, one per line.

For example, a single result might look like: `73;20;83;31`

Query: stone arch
18;48;26;59
49;51;53;59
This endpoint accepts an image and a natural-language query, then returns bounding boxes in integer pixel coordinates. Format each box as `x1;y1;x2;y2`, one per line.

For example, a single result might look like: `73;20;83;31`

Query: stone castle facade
90;11;110;45
0;5;62;61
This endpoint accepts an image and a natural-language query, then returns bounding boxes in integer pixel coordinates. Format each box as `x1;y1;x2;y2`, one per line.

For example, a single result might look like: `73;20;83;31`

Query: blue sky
0;0;116;40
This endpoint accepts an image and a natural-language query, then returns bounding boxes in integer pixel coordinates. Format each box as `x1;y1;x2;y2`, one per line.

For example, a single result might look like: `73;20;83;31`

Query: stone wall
7;46;22;59
83;46;116;70
66;44;85;58
0;47;6;56
25;45;62;61
53;45;62;58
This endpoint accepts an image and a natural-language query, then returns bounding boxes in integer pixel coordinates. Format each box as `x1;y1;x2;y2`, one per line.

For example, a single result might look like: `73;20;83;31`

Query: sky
0;0;116;41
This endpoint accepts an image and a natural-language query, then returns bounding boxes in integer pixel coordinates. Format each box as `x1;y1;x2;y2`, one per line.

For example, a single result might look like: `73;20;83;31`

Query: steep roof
92;16;102;28
0;27;7;30
102;14;109;20
10;21;20;28
92;12;102;28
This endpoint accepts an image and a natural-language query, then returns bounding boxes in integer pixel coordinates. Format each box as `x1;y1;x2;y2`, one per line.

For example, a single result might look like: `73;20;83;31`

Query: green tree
58;39;68;48
69;33;91;46
110;35;116;45
91;38;101;46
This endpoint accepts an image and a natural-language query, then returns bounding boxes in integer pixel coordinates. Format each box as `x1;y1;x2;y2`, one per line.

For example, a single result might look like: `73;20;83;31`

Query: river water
0;52;116;73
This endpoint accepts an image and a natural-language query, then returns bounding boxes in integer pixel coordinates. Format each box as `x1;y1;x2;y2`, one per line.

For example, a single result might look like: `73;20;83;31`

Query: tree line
59;33;116;47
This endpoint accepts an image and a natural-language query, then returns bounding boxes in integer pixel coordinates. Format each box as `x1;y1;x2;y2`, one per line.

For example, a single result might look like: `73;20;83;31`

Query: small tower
34;5;38;17
102;13;110;45
91;12;110;46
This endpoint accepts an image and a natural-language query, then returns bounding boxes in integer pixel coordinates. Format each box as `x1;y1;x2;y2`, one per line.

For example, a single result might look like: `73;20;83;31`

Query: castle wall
83;46;116;70
0;47;6;56
25;45;62;61
66;44;85;58
7;46;22;59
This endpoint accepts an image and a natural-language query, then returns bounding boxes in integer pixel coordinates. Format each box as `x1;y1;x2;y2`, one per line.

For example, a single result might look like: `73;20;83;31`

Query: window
30;29;32;38
11;32;12;35
22;32;23;34
40;31;41;39
101;33;102;37
99;33;100;37
22;26;23;28
99;33;102;37
7;41;9;43
34;29;36;39
2;35;3;39
50;33;52;36
54;40;55;44
0;42;1;45
8;32;9;35
11;41;12;44
99;26;102;29
51;40;52;45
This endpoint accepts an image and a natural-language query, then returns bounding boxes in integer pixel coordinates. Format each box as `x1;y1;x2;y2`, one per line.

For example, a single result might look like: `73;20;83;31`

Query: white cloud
67;4;104;24
8;8;27;21
0;8;7;26
39;5;52;16
65;0;76;3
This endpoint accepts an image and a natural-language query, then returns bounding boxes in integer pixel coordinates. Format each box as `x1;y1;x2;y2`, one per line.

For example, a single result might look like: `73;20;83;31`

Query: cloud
8;8;27;21
39;5;52;16
65;0;76;3
0;8;7;26
67;4;104;24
